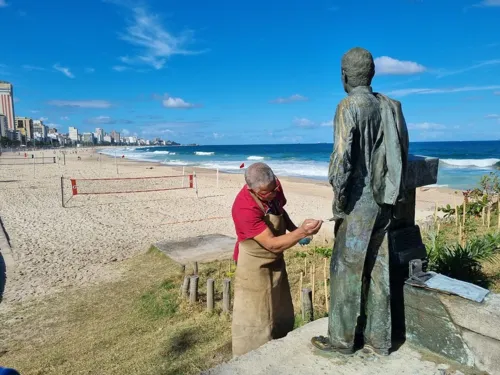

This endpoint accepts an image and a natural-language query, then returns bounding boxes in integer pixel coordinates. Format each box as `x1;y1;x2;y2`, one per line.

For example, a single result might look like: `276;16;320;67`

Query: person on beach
231;162;323;357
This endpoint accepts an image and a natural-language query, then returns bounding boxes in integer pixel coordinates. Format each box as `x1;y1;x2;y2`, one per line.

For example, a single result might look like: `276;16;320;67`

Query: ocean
102;141;500;190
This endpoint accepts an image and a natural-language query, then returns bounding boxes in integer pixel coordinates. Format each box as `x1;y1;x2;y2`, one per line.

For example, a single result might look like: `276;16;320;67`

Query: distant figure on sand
231;162;323;357
311;47;409;356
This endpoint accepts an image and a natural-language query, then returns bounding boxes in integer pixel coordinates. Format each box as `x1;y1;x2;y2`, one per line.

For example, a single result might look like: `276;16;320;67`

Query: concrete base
155;234;235;264
405;285;500;375
204;318;474;375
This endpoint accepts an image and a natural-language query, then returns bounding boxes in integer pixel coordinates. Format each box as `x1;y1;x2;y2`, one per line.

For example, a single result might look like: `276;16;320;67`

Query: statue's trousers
328;190;392;351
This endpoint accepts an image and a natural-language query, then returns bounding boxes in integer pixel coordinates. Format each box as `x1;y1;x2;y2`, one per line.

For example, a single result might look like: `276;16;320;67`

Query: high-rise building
33;120;48;142
0;81;15;131
69;126;78;143
110;130;120;144
82;132;95;144
95;128;104;143
15;116;33;144
0;114;7;137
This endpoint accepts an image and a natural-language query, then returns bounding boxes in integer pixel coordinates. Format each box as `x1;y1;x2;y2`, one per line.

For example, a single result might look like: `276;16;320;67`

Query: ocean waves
440;158;500;168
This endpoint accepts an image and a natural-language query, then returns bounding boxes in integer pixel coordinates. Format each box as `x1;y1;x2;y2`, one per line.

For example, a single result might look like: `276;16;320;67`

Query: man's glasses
255;179;281;200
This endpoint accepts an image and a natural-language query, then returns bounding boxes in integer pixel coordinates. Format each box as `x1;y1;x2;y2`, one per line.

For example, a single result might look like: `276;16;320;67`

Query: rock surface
204;318;473;375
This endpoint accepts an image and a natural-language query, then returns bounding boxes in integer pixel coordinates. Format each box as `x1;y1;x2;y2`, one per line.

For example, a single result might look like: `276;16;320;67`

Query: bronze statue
311;47;409;356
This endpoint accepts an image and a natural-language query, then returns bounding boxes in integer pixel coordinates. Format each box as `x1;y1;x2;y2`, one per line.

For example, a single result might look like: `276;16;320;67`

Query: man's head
341;47;375;93
245;162;279;202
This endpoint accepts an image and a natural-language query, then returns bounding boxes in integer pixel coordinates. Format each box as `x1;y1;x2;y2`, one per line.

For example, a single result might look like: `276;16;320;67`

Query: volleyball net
0;156;56;165
62;173;197;206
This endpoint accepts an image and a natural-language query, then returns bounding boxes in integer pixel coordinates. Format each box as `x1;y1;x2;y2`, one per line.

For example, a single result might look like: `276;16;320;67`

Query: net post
33;154;35;178
70;179;78;196
194;171;198;198
53;156;56;164
189;174;193;188
60;176;65;208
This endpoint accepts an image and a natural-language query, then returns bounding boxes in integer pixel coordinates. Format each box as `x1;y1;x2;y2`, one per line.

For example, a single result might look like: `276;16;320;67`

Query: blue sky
1;0;499;145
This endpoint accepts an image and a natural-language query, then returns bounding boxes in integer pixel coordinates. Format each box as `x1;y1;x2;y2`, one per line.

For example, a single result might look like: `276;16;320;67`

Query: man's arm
328;101;356;218
253;220;321;254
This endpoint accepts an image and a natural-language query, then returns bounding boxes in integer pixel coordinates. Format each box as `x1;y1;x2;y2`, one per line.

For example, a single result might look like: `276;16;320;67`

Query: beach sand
0;148;458;308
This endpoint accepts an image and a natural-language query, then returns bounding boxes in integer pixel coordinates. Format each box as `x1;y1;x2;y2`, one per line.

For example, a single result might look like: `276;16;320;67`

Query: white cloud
111;4;205;70
85;67;95;73
408;122;446;130
53;64;75;78
39;117;49;122
0;0;8;8
162;96;196;109
30;110;40;114
375;56;426;75
86;116;116;124
495;91;500;95
121;129;130;136
320;120;332;127
270;94;308;104
48;100;112;108
213;132;223;139
389;85;500;97
112;65;129;72
437;59;500;78
475;0;500;6
60;116;70;120
293;117;315;127
23;65;46;71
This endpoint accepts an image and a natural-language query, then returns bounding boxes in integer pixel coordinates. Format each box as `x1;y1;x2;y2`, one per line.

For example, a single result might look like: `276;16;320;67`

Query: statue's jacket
326;85;409;350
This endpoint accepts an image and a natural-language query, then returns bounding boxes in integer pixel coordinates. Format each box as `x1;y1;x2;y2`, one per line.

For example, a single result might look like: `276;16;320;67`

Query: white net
67;174;193;196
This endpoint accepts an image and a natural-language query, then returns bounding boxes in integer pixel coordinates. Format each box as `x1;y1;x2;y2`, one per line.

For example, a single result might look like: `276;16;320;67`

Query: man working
231;162;322;357
312;47;409;356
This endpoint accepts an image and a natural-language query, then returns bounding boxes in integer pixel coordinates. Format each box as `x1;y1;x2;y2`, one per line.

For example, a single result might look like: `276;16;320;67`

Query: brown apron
231;193;295;357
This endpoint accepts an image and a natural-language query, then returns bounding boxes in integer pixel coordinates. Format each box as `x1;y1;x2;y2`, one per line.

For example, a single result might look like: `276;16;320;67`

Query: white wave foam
440;158;500;168
195;151;215;156
247;155;265;160
152;150;172;155
161;159;191;166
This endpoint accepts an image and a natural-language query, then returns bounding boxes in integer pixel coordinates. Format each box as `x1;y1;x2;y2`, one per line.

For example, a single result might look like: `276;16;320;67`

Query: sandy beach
0;148;458;308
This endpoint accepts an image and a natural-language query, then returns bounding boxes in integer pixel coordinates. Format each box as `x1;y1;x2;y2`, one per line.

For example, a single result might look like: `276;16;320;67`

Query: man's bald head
341;47;375;89
245;162;276;190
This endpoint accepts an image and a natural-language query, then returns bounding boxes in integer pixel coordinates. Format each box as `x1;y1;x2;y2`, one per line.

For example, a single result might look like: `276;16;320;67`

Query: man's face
252;179;280;202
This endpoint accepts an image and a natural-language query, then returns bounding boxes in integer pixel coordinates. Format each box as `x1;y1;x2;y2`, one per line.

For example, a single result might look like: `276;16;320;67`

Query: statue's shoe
310;336;354;355
363;344;390;356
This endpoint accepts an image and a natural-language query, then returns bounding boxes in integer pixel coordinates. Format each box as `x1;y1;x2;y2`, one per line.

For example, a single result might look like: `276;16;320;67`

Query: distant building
0;114;7;137
103;135;112;143
69;126;78;143
0;81;15;131
82;132;95;144
15;116;33;144
110;130;120;144
94;128;104;143
6;129;21;142
33;120;48;142
48;128;58;135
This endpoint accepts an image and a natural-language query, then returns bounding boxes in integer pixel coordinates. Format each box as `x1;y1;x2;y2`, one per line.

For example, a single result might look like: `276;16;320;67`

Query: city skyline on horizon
0;0;499;145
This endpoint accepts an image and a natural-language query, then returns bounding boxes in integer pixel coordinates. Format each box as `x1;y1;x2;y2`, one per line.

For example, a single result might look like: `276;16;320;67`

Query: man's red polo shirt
231;181;287;261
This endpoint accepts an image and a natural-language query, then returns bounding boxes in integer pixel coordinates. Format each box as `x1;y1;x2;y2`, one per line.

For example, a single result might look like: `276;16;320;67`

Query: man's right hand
300;219;323;236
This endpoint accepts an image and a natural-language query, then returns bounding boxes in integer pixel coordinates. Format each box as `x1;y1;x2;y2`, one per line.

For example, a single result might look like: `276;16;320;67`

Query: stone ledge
204;318;472;375
404;285;500;375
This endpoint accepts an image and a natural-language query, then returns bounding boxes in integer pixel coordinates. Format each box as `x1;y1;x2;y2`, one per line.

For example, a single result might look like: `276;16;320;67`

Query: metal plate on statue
388;225;427;266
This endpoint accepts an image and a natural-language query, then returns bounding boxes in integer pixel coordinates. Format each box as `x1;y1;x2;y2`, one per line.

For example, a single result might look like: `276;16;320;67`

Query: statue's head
341;47;375;93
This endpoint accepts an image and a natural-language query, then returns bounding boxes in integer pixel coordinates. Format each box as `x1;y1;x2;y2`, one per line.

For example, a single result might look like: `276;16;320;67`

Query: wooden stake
463;199;466;227
323;260;328;313
437;222;441;237
487;205;491;228
482;206;486;226
458;222;462;245
304;258;307;275
454;196;459;227
193;261;198;275
207;279;215;312
181;276;190;299
497;198;500;231
223;278;231;313
312;265;316;302
189;275;199;303
301;288;313;323
298;272;303;313
434;201;438;223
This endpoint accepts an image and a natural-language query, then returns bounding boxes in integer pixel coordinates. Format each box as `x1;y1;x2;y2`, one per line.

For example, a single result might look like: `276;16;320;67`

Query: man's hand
300;219;323;236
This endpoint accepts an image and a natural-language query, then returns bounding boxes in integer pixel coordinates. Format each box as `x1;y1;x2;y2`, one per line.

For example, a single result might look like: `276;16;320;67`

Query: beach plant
313;246;332;258
427;234;499;287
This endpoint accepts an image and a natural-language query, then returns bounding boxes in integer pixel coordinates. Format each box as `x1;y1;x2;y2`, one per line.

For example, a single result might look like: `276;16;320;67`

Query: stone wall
404;285;500;375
